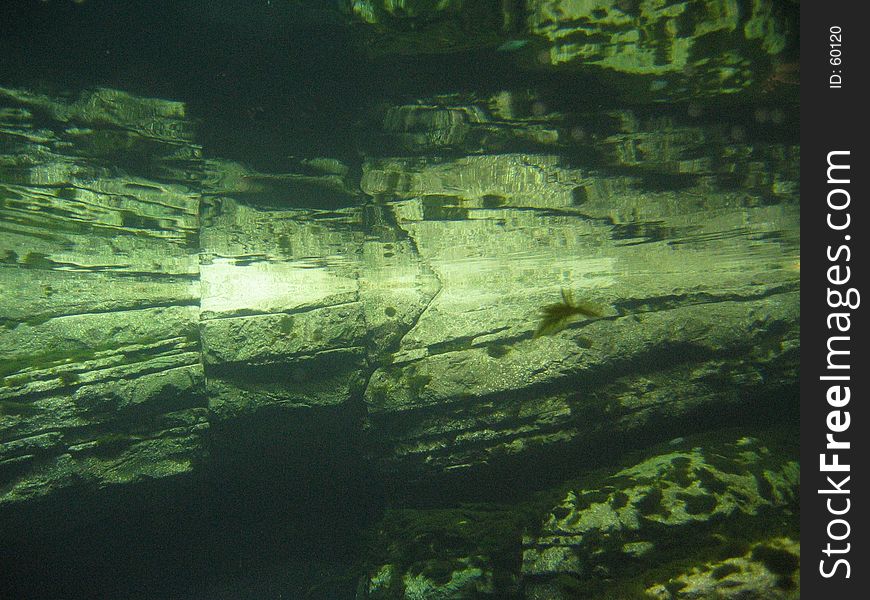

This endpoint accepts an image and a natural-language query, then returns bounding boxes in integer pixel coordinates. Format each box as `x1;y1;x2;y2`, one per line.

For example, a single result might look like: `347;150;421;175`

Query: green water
0;1;799;598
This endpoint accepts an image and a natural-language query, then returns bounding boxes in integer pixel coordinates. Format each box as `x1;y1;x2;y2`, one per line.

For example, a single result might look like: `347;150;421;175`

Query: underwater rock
197;195;435;418
646;537;800;599
0;86;200;183
0;87;206;508
202;158;361;209
365;296;799;484
380;559;495;600
360;97;561;156
341;1;794;102
359;504;525;599
340;0;512;56
357;131;798;485
527;0;794;102
1;368;208;505
358;430;798;599
1;79;800;522
522;434;799;597
0;0;801;590
362;153;584;209
363;99;799;202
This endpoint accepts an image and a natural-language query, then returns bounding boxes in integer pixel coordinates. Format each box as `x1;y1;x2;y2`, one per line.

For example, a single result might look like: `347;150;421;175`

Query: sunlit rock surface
527;0;791;97
359;146;798;481
0;87;206;505
342;0;796;102
645;537;800;599
522;435;798;588
199;196;366;419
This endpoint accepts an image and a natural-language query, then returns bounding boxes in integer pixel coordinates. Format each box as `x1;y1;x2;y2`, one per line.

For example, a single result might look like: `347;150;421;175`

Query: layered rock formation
1;1;799;597
0;86;207;505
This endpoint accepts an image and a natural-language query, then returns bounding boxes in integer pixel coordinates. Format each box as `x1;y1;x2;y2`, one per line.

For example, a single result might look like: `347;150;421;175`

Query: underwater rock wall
0;87;207;506
360;429;799;599
358;95;799;486
347;66;798;597
0;2;799;588
344;0;795;102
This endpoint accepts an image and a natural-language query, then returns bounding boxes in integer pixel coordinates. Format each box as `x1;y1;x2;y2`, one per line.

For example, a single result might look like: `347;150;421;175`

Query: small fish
497;39;530;52
534;289;603;338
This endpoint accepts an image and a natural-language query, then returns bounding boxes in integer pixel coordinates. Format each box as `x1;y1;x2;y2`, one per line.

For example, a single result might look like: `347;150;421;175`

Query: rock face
360;429;799;599
0;86;207;505
1;2;799;596
645;536;800;600
343;0;797;102
526;0;792;100
359;145;797;485
522;435;798;593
